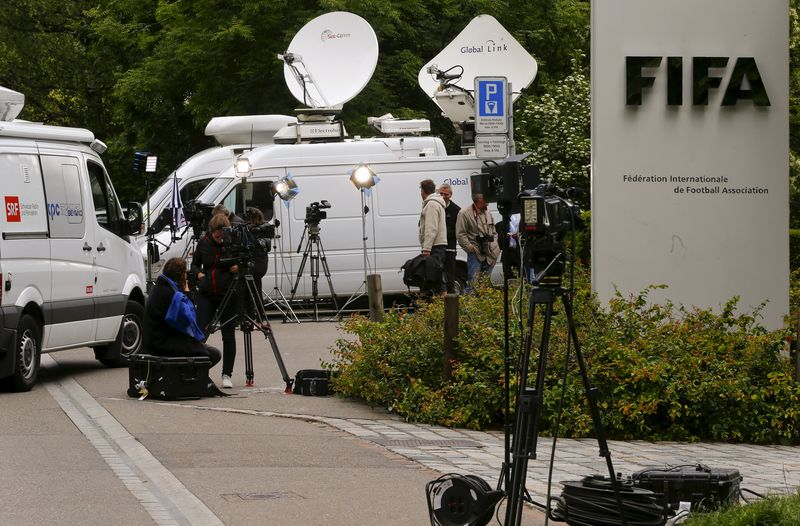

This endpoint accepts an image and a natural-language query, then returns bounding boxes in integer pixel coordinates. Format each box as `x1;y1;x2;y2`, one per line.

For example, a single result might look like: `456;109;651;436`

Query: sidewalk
45;319;800;526
212;320;800;503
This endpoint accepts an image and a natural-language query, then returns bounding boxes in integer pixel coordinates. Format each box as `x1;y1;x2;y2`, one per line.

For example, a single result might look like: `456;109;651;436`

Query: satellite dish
280;12;379;109
0;86;25;122
418;15;538;120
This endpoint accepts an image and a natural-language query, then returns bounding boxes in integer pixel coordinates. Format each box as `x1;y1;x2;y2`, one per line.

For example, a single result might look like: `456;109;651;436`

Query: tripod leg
310;250;320;321
243;329;254;387
264;327;293;393
317;241;339;311
507;288;563;526
290;238;312;301
561;292;628;525
244;275;293;393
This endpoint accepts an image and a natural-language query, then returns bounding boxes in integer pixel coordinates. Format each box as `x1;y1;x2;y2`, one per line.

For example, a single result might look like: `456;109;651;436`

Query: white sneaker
221;374;233;389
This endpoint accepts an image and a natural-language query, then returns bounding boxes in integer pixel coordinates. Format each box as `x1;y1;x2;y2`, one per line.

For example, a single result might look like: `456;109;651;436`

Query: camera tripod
502;255;627;526
290;221;339;321
205;266;293;392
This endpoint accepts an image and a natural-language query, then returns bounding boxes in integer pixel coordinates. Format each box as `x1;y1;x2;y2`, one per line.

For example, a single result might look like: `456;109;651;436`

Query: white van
0;88;146;391
156;132;483;299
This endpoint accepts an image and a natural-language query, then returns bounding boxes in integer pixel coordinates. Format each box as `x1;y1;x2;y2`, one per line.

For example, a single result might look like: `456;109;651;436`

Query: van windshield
195;176;233;205
143;175;173;221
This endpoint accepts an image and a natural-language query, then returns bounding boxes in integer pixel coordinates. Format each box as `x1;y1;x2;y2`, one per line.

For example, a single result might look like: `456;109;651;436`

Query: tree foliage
0;0;591;202
1;0;796;219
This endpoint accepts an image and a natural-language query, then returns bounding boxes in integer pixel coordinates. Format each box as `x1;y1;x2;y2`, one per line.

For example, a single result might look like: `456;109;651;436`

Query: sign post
475;76;513;158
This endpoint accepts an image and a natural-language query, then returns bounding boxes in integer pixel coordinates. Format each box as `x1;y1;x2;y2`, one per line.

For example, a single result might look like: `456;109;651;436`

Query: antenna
278;11;379;110
417;15;538;123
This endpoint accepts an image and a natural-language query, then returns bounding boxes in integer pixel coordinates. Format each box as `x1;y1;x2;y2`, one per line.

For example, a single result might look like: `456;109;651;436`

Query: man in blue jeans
456;193;500;288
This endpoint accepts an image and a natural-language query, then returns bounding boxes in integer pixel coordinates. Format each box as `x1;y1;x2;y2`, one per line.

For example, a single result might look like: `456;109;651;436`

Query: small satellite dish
418;15;538;121
280;12;379;109
0;86;25;122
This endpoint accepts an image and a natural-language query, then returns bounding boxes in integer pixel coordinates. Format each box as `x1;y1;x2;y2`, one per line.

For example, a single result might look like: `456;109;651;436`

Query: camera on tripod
220;220;275;265
183;199;216;238
305;200;331;224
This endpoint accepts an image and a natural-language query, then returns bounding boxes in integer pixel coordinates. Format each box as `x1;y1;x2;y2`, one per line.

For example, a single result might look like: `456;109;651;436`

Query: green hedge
791;229;800;270
330;269;800;443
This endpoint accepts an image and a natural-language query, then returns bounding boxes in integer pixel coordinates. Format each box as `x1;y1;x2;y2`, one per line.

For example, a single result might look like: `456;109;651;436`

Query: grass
682;491;800;525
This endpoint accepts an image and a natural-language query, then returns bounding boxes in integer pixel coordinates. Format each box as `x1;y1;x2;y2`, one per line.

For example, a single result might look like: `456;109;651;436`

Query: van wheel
0;315;42;392
94;300;144;368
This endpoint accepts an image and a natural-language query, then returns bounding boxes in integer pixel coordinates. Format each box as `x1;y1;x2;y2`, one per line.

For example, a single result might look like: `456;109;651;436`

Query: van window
180;177;212;204
43;162;86;238
221;181;274;221
87;161;122;236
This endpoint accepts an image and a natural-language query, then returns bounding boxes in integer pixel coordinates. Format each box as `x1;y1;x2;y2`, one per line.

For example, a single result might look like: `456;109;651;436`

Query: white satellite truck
0;87;146;391
142;12;538;300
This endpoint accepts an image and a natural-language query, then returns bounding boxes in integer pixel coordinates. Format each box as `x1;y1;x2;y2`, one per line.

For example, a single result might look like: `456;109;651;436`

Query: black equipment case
293;369;332;396
128;354;212;400
631;466;742;511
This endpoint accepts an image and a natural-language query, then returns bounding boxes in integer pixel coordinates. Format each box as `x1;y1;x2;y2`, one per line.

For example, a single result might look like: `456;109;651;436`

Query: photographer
191;213;239;388
143;257;221;366
456;193;500;288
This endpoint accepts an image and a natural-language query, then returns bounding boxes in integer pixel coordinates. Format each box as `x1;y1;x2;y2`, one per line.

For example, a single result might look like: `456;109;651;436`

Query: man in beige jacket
456;193;500;287
418;179;447;295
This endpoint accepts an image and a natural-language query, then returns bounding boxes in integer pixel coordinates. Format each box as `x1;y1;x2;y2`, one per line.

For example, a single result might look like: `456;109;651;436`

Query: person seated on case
143;257;221;367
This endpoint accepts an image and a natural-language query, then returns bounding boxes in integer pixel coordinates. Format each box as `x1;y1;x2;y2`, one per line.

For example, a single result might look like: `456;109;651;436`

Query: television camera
305;200;331;225
220;208;276;267
183;199;217;239
469;155;581;284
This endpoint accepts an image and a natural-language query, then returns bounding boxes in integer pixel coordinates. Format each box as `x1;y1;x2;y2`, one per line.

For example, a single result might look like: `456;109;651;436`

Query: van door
85;160;130;342
40;155;96;348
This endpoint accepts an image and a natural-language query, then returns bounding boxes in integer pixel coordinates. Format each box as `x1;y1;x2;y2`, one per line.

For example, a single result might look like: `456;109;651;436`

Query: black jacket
143;276;206;356
191;233;235;297
444;201;461;250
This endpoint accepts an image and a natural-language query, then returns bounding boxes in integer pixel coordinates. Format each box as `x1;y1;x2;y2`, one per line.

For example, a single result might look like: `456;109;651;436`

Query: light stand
265;176;301;322
134;151;158;292
335;188;371;316
336;163;379;318
263;219;299;323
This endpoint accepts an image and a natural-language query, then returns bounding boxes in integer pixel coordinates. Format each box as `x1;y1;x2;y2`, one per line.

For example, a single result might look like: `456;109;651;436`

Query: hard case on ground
631;466;742;511
128;354;212;400
292;369;332;396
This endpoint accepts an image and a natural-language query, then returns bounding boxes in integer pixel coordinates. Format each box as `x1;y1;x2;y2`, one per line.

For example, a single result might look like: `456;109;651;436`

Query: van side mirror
125;202;144;236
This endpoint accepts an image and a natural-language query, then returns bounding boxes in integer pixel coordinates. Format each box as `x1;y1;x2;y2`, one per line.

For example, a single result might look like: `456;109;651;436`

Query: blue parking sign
475;77;508;133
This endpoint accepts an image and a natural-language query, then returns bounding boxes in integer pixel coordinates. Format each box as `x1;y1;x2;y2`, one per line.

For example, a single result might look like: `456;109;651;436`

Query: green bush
792;230;800;271
330;269;800;443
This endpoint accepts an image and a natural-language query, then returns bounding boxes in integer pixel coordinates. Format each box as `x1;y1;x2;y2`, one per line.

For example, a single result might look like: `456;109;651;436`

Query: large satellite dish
418;15;538;121
280;12;379;109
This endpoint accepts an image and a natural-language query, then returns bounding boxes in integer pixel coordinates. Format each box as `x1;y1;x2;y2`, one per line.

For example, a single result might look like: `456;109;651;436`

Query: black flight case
128;354;212;400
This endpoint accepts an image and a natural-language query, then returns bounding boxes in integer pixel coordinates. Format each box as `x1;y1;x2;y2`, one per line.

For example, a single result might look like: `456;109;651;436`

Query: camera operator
143;257;221;367
191;213;239;389
456;193;500;289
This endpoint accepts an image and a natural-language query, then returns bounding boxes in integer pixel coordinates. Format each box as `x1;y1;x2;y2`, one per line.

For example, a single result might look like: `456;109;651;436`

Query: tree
515;60;590;209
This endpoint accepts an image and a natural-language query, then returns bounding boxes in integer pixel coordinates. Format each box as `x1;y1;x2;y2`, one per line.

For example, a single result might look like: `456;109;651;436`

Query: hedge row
329;269;800;444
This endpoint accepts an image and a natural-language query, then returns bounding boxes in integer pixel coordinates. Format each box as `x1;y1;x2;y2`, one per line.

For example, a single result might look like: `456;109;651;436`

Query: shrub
330;269;800;443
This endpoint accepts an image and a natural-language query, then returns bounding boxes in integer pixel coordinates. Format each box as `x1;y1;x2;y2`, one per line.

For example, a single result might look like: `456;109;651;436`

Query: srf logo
5;196;21;222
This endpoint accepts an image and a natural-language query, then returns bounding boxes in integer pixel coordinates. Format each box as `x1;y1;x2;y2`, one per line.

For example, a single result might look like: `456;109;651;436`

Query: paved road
2;321;798;525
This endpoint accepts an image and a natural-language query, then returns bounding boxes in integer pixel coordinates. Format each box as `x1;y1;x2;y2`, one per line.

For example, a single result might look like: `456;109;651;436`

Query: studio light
235;157;251;176
350;163;377;189
133;151;158;173
272;175;299;201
